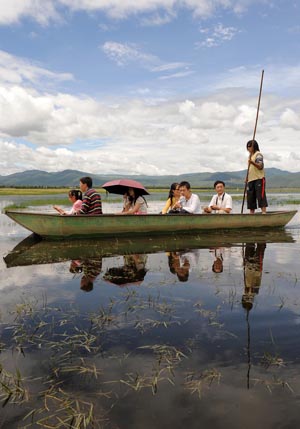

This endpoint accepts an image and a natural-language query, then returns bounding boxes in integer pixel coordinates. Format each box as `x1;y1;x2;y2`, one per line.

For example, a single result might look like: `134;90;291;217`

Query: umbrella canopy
103;265;147;287
102;179;150;195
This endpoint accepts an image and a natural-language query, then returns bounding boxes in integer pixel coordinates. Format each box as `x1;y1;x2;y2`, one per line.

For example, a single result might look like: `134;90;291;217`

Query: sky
0;0;300;177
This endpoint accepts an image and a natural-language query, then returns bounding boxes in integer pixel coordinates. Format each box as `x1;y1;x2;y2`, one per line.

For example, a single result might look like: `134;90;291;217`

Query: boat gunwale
5;209;298;217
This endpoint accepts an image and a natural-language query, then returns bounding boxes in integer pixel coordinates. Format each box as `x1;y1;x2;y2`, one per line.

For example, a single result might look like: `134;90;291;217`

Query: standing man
78;176;102;215
203;180;232;214
173;181;201;214
246;140;268;214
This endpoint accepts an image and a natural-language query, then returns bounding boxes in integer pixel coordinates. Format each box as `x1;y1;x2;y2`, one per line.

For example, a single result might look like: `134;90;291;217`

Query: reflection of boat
4;209;297;240
4;229;294;268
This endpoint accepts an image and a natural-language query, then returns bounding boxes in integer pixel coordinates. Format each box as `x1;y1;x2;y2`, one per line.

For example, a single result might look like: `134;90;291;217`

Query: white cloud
159;70;194;80
280;108;300;130
0;50;73;86
0;0;60;25
197;23;240;48
102;41;157;67
0;0;269;26
102;41;192;78
1;77;300;176
212;65;300;93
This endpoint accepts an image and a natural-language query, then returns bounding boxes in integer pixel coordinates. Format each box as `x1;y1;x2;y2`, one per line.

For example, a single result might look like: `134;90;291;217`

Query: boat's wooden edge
4;209;298;217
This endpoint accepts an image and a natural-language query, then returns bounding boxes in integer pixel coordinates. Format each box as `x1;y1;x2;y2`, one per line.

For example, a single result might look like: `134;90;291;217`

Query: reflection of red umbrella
102;179;150;195
103;266;147;287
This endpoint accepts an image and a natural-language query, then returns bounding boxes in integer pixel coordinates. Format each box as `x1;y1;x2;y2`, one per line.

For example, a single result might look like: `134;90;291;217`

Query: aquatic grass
1;277;297;428
23;387;100;429
260;352;285;369
0;364;29;407
252;376;294;394
184;369;221;398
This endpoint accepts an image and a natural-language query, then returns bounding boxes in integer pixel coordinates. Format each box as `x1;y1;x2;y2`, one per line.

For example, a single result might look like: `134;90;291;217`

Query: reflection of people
203;181;232;214
246;140;268;214
211;248;224;273
104;254;148;286
162;183;180;214
79;176;103;215
167;252;190;282
119;188;148;215
53;189;83;215
70;258;102;292
242;242;266;310
172;181;201;214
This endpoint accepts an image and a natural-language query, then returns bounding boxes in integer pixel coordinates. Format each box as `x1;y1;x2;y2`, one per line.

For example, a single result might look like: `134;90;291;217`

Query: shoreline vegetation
2;188;300;209
2;187;300;196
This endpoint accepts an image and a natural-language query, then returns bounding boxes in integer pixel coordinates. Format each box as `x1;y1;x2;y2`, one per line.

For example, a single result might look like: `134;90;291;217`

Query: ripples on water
1;196;300;428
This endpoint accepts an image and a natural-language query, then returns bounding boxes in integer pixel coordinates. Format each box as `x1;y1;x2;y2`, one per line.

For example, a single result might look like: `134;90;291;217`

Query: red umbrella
102;179;150;195
103;265;147;287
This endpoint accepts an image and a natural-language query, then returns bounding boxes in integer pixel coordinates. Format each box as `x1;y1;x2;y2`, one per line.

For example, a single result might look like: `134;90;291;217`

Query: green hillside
0;168;299;188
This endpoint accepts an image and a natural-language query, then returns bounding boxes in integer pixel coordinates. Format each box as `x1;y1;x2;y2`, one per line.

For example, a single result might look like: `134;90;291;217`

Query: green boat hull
5;209;297;240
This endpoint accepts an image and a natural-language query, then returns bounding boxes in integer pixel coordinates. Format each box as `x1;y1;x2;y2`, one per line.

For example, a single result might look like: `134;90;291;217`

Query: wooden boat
4;209;297;240
4;229;294;268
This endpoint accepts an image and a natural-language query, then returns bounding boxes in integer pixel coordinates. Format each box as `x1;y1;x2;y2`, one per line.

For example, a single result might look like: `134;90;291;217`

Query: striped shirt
79;188;102;215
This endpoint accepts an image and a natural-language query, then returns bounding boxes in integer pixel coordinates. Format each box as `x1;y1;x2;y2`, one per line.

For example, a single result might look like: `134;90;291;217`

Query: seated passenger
171;181;201;214
122;191;132;212
203;180;232;214
119;187;148;215
161;183;180;214
53;189;83;215
78;176;103;215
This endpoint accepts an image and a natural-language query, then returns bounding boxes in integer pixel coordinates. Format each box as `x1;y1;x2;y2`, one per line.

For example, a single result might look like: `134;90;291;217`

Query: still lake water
1;194;300;428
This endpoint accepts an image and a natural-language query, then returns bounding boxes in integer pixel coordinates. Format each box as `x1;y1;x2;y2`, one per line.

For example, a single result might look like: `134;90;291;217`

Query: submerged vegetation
0;275;297;429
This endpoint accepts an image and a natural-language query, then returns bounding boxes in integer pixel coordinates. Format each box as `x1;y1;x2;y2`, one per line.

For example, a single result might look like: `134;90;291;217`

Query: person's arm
78;195;90;214
120;200;142;215
53;205;66;215
203;196;215;213
182;194;200;214
162;198;171;214
223;195;233;213
249;153;264;170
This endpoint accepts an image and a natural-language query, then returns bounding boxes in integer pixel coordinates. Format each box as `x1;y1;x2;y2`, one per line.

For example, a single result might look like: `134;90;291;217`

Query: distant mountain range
1;168;300;188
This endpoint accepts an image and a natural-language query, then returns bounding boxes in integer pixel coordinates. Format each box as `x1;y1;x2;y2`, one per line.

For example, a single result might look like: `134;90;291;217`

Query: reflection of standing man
242;243;266;310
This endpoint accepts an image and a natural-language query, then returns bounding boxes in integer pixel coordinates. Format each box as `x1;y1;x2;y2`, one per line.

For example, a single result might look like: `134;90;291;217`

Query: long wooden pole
241;69;264;214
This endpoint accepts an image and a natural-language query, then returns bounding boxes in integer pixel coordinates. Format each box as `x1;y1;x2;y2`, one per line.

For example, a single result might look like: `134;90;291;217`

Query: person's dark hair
80;276;94;292
179;181;191;190
176;268;189;282
212;261;223;273
69;189;82;200
213;180;225;188
168;182;179;204
242;294;253;311
127;188;148;207
246;139;260;153
80;176;93;188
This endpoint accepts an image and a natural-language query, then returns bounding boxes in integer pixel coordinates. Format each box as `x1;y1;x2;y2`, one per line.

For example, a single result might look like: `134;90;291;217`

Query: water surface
1;195;300;428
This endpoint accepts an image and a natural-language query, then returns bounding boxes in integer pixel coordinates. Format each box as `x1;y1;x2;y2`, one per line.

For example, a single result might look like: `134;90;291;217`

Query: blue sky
0;0;300;176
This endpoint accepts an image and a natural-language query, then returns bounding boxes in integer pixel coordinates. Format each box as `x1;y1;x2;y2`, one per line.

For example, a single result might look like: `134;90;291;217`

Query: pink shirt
66;199;83;215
